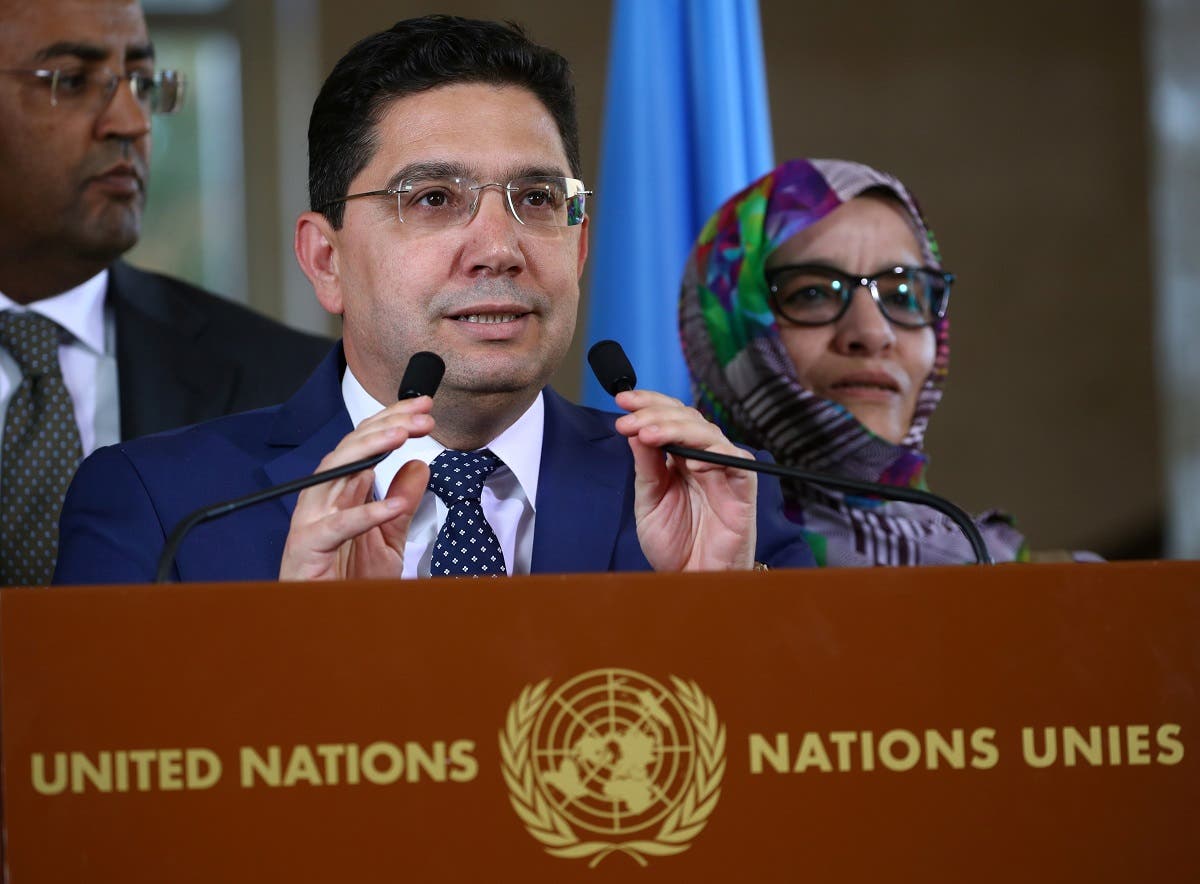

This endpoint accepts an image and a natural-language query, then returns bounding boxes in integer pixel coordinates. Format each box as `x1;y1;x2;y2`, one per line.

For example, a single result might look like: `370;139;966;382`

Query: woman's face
766;195;937;444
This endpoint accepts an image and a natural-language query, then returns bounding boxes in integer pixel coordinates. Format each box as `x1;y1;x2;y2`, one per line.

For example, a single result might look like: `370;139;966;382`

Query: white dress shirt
341;366;543;578
0;271;120;458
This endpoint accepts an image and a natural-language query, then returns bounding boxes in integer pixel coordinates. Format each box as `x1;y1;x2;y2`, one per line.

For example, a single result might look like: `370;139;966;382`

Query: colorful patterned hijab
679;158;1027;565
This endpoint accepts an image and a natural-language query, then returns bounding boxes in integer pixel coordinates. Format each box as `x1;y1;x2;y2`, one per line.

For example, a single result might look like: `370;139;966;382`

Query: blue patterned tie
0;312;84;586
428;448;507;577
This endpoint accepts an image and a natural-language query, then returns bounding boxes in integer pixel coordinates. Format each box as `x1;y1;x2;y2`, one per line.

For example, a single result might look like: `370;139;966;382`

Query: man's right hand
278;396;434;581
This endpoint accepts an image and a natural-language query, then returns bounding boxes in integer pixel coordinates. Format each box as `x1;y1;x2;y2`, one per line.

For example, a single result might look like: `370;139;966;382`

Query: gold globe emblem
500;668;725;868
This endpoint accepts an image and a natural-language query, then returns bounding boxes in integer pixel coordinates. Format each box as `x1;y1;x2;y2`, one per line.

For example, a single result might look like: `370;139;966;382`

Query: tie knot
428;448;501;503
0;312;65;377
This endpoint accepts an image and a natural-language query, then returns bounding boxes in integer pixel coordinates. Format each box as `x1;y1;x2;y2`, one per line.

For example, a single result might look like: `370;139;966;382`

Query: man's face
322;83;588;405
0;0;153;270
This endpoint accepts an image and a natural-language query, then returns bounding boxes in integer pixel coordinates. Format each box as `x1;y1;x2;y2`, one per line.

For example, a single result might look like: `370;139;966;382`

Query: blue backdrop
581;0;775;407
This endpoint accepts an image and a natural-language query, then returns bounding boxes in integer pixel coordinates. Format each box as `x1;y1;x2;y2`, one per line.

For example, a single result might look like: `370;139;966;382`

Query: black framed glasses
0;67;185;114
766;263;953;328
319;175;591;229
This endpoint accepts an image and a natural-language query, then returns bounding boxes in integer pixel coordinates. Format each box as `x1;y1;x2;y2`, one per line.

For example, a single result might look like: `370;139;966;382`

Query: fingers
616;390;759;574
279;480;418;580
279;400;435;581
626;434;672;496
323;467;375;514
356;394;434;431
313;396;435;473
613;389;752;469
295;398;431;525
378;459;431;552
296;493;414;555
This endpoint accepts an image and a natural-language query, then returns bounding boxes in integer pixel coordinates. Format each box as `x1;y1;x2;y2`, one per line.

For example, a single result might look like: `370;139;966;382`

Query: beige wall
297;1;1159;557
759;0;1157;556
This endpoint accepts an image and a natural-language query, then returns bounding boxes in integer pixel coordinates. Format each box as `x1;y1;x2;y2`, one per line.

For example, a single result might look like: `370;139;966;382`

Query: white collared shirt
341;366;543;578
0;271;120;457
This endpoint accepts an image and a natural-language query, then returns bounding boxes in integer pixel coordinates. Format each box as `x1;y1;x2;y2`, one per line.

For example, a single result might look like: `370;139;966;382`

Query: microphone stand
660;444;995;565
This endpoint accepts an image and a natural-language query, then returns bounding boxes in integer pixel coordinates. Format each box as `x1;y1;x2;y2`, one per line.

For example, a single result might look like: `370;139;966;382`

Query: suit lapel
109;262;237;440
261;345;353;520
531;389;631;574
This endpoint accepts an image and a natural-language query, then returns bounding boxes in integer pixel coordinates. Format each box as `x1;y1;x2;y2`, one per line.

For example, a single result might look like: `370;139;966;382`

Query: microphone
587;339;994;565
589;339;638;395
397;350;446;400
154;351;446;583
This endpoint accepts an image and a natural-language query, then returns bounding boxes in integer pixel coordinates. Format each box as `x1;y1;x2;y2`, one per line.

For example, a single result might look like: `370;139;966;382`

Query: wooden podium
2;561;1197;882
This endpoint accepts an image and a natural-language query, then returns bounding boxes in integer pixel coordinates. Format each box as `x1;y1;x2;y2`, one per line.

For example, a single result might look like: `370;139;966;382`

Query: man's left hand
613;390;757;572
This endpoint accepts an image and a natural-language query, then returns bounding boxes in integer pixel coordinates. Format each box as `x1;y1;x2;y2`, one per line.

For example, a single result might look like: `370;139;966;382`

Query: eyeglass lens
45;68;184;114
396;176;586;229
770;267;948;327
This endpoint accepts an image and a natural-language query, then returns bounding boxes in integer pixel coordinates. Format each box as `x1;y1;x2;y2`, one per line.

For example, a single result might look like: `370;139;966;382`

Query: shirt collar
484;391;543;509
340;364;544;510
0;269;109;355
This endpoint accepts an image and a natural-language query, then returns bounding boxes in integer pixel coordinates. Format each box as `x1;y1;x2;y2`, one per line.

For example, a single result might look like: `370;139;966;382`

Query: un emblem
499;668;725;867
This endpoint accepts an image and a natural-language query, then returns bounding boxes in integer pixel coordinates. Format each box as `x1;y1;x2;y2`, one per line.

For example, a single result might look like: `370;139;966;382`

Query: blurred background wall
131;0;1196;560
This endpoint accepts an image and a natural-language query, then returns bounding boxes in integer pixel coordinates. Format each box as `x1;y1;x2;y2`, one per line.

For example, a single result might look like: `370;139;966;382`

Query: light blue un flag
581;0;774;407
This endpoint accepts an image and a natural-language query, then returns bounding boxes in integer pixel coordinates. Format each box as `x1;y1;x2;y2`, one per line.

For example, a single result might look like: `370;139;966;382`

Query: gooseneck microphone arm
153;351;446;583
587;340;994;566
651;444;991;565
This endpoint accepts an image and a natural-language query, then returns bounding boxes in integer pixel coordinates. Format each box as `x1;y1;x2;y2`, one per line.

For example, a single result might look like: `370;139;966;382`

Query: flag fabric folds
581;0;774;407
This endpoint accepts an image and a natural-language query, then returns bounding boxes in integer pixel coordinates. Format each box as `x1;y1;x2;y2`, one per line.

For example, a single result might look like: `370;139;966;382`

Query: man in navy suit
54;15;813;584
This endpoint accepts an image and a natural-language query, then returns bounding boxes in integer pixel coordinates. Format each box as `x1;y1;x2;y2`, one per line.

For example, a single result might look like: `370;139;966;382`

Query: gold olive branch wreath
499;676;725;868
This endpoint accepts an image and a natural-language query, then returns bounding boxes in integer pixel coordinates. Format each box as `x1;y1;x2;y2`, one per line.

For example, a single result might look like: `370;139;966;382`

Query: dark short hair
308;14;581;228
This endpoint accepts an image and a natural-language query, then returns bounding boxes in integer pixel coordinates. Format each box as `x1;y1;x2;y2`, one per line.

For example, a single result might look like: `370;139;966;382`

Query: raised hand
278;396;434;580
613;389;757;572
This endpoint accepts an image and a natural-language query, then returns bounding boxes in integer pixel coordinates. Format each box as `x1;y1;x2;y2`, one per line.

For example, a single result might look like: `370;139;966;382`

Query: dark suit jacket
54;345;813;584
109;261;332;440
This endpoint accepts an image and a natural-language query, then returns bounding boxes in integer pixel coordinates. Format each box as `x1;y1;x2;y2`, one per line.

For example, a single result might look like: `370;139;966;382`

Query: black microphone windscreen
397;351;445;400
588;340;637;395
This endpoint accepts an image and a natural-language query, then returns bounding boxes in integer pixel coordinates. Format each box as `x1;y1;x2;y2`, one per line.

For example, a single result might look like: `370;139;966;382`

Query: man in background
0;0;330;585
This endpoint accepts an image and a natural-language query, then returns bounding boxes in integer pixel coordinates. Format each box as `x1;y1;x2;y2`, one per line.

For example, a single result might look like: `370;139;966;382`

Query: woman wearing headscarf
679;158;1027;565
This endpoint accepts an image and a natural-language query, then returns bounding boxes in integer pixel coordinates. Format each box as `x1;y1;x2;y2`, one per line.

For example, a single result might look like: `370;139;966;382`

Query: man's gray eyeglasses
0;67;185;114
319;176;592;229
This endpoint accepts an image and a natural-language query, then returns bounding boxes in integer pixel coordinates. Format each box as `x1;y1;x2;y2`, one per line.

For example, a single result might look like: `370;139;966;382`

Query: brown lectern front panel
2;561;1197;882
